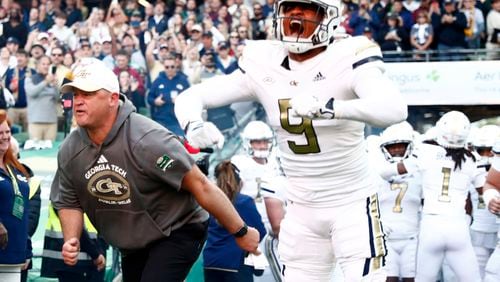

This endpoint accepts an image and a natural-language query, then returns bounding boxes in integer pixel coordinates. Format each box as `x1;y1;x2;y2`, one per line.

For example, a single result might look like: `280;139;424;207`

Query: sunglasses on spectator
52;53;63;56
164;65;176;69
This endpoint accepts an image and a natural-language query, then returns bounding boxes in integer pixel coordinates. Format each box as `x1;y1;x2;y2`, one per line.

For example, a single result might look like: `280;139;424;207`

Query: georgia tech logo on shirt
86;163;131;205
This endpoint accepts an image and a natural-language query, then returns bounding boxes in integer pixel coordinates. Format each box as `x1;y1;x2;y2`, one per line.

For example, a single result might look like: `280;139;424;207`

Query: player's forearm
58;209;84;242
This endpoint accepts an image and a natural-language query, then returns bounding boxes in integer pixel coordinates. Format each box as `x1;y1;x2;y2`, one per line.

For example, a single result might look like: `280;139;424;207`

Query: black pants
121;221;208;282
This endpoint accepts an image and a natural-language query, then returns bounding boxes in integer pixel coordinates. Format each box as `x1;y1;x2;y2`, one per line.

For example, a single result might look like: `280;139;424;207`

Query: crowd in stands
0;0;498;139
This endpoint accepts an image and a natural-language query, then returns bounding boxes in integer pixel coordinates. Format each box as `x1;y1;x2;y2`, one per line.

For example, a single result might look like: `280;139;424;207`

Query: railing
381;48;499;63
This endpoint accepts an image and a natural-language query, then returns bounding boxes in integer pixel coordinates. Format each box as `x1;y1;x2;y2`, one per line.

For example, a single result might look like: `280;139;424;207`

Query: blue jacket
147;71;190;136
0;166;31;264
203;193;267;270
147;16;168;35
5;67;36;108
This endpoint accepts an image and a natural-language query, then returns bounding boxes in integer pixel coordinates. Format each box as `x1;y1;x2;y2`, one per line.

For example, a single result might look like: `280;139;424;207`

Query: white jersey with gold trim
471;159;498;233
175;37;406;207
415;144;482;216
377;172;422;239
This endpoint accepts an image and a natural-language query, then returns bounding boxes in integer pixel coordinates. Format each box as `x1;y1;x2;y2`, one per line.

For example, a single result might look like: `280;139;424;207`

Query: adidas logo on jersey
313;72;325;81
97;155;108;164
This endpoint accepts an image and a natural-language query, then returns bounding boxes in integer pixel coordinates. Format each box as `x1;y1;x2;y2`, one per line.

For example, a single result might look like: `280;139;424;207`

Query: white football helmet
472;125;500;160
435;111;471;149
379;121;414;163
273;0;342;54
241;121;274;159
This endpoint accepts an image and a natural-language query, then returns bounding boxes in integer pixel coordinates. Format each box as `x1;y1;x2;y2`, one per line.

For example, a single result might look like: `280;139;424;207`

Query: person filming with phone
24;55;59;150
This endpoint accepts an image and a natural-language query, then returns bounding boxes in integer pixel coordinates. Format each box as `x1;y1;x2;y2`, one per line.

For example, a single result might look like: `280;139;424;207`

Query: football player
375;121;422;282
175;0;407;280
390;111;482;281
483;141;500;282
470;125;500;279
231;120;280;281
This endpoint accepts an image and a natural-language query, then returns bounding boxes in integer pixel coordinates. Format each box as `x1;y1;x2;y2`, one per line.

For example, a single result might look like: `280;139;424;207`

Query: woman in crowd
0;110;31;281
203;160;267;282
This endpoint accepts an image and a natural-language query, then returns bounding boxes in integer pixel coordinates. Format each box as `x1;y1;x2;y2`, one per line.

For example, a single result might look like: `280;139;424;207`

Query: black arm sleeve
79;229;101;260
28;186;42;237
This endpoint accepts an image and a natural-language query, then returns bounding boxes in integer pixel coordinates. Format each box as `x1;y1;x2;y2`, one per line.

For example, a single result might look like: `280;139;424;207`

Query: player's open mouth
289;19;304;36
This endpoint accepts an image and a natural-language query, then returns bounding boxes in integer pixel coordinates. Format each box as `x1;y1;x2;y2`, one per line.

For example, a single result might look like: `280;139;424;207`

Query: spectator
148;1;169;35
199;31;217;58
27;43;46;70
486;0;500;59
188;23;204;50
5;49;36;132
349;0;381;36
1;8;28;48
199;51;224;82
0;110;31;282
99;36;115;69
5;37;20;64
27;8;46;32
50;46;70;88
86;8;111;45
63;0;83;27
62;52;75;69
24;56;59;150
392;0;415;31
377;13;410;52
237;25;251;42
48;11;78;51
0;47;15;79
74;38;93;59
216;41;236;74
147;56;190;136
203;160;267;282
228;30;240;56
105;2;128;39
119;33;147;74
431;0;468;60
262;0;275;18
410;11;434;58
40;0;57;30
118;70;143;111
182;47;202;85
10;137;42;282
145;37;172;82
251;3;268;40
461;0;486;49
113;50;145;104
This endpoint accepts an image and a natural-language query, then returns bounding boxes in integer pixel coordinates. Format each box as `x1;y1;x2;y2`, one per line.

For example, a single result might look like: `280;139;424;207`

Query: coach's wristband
233;223;248;238
483;189;499;207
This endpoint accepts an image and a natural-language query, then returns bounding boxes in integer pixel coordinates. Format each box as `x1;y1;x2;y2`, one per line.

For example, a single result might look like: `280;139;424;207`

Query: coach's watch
233;223;248;238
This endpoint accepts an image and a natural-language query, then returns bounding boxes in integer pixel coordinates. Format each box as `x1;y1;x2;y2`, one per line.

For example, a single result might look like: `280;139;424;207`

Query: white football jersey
231;154;281;199
415;144;483;216
377;170;422;239
260;175;288;204
175;37;406;207
471;159;498;233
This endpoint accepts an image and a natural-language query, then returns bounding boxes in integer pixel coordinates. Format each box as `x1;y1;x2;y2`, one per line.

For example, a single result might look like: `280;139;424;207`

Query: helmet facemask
273;0;341;54
381;141;413;163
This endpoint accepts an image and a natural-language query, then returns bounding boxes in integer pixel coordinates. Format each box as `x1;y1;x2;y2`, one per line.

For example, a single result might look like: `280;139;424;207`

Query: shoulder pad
336;36;383;71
